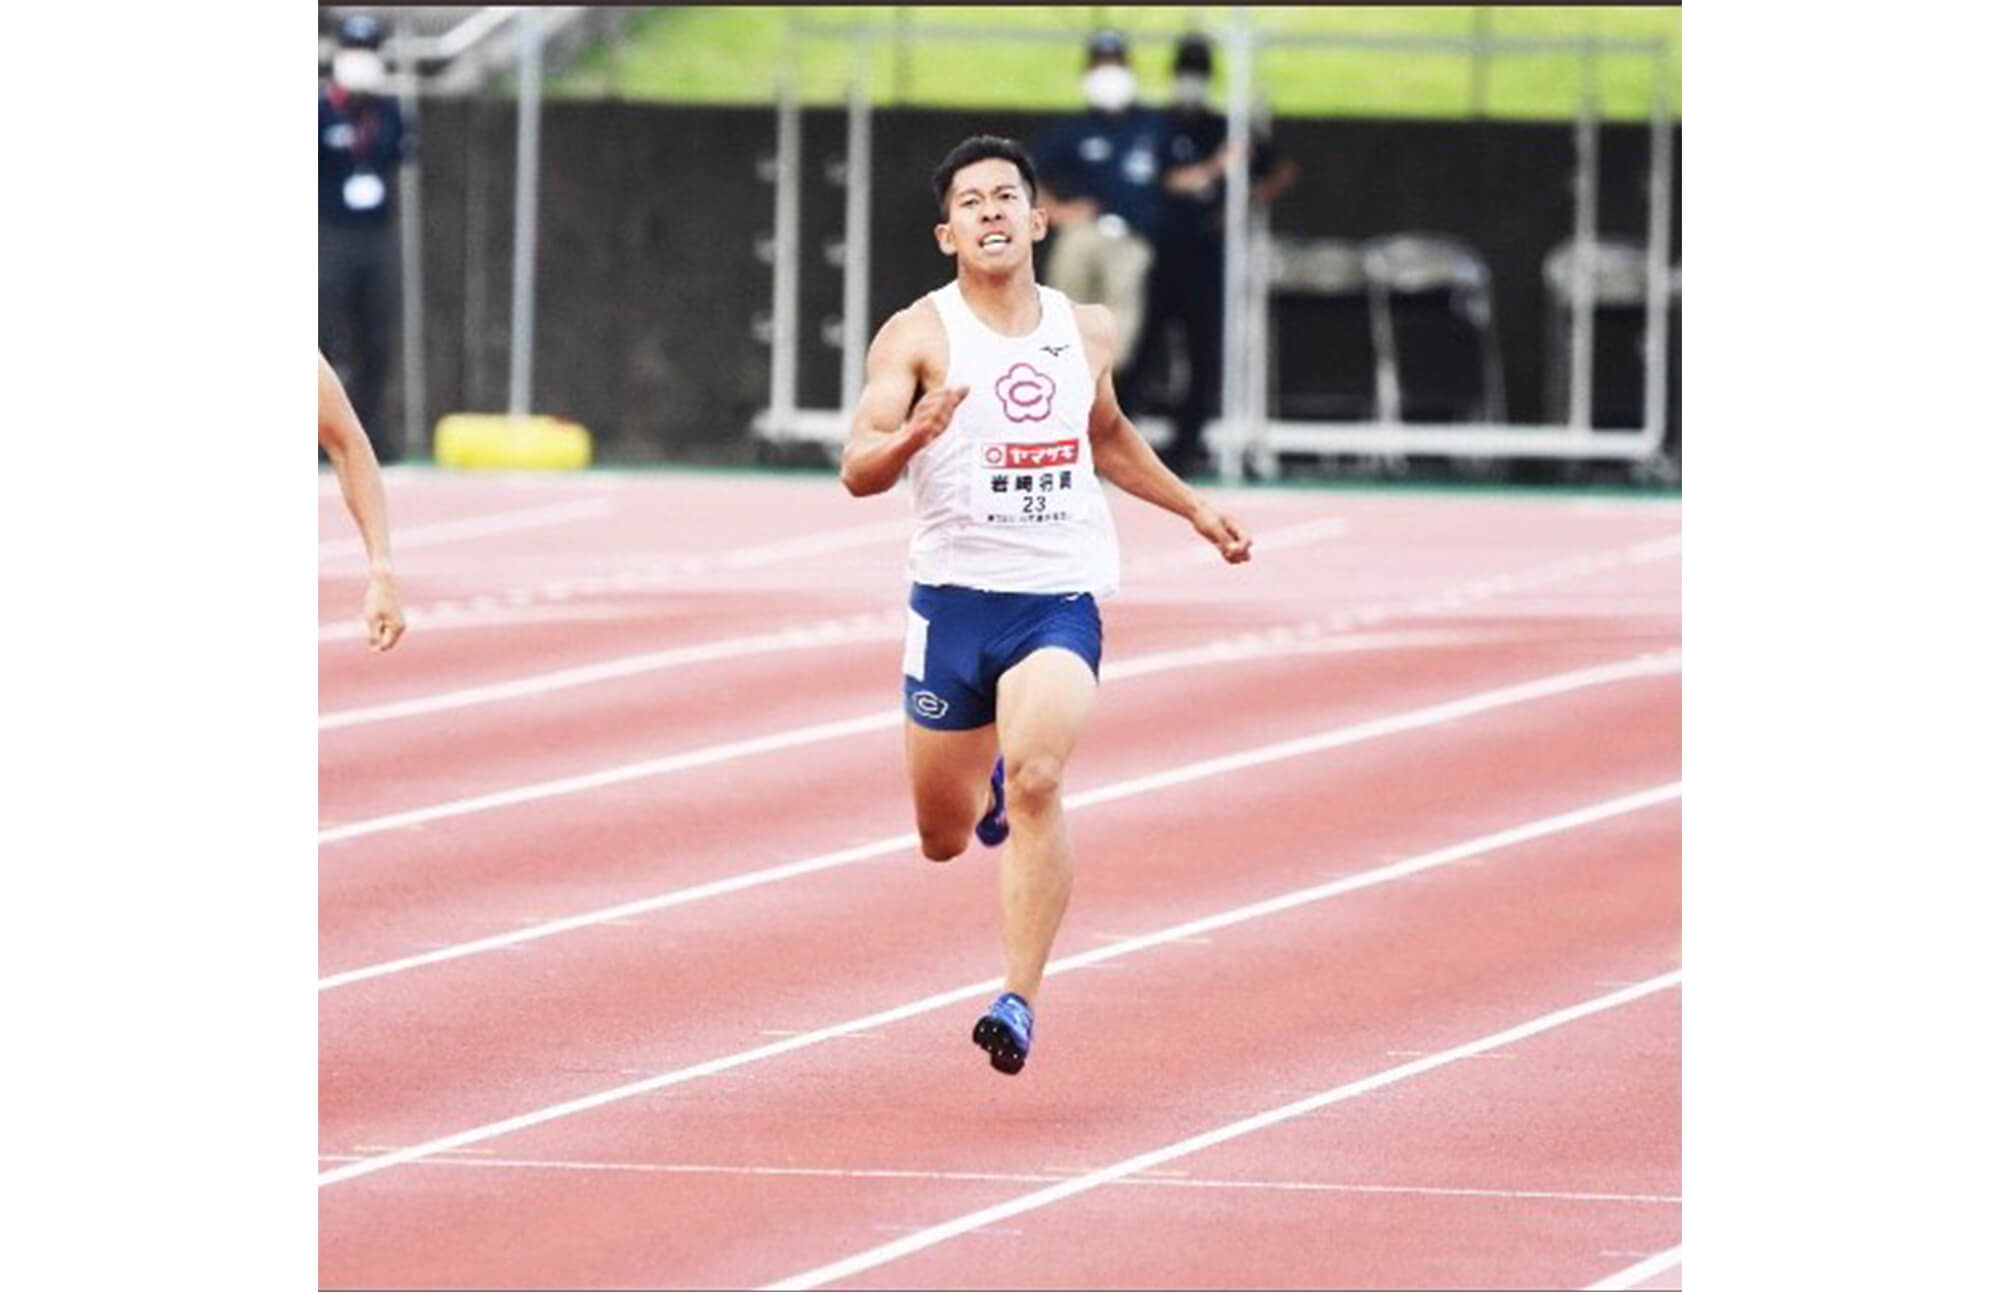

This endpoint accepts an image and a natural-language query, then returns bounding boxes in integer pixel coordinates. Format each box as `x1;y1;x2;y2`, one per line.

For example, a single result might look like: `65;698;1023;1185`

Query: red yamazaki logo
982;439;1079;469
994;362;1057;423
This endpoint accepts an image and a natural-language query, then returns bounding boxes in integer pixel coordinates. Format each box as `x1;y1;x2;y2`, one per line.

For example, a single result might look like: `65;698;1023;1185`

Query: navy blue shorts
902;583;1103;730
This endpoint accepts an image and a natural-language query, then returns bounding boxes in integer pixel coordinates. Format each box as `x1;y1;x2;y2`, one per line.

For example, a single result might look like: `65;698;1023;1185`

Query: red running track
319;469;1680;1290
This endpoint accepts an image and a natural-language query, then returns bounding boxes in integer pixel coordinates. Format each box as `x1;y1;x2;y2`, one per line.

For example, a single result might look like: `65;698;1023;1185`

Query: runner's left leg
992;646;1099;1004
905;720;999;862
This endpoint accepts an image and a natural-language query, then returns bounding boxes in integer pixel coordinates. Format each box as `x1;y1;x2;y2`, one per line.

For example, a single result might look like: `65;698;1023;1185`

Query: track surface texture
320;469;1681;1290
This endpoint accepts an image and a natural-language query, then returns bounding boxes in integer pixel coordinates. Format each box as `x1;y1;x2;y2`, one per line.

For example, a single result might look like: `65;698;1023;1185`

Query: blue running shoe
972;991;1034;1074
973;757;1008;847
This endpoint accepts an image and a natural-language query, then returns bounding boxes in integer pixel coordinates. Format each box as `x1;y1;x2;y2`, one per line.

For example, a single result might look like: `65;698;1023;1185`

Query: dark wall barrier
389;101;1678;462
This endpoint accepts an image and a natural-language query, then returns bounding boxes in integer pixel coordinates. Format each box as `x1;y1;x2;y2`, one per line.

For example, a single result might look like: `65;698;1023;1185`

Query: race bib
343;172;387;211
974;437;1082;527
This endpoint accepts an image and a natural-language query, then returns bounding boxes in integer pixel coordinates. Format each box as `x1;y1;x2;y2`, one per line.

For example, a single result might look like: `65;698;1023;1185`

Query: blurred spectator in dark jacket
1129;33;1298;475
319;12;411;463
1029;30;1170;379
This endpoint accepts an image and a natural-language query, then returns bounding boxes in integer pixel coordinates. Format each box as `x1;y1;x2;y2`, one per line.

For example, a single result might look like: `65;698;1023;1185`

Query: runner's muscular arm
1078;305;1252;564
840;307;968;497
317;351;407;650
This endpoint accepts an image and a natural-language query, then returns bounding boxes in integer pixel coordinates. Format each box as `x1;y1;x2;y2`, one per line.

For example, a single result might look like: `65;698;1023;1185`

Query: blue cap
336;13;387;50
1084;29;1129;66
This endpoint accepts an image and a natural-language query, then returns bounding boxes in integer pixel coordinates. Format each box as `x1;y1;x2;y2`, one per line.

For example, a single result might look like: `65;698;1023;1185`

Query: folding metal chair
1361;233;1508;424
1264;235;1377;422
1542;235;1652;429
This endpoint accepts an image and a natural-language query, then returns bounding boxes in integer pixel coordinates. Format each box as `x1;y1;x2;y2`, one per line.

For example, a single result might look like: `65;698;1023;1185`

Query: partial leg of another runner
974;645;1099;1073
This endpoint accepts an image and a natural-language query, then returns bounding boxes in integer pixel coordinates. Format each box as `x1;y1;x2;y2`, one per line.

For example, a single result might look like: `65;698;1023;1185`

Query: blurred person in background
1029;30;1169;383
319;350;406;652
319;12;412;463
1130;32;1299;476
840;135;1252;1077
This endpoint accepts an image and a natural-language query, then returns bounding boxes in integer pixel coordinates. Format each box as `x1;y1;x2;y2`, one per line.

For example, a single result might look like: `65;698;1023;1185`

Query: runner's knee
918;822;972;862
1006;754;1066;816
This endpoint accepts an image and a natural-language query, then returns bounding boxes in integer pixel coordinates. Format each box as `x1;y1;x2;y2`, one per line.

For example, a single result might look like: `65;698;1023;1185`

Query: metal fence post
1470;6;1494;117
769;17;802;430
840;32;874;415
1217;10;1255;485
506;7;544;418
394;16;428;457
1641;50;1674;449
1565;40;1600;433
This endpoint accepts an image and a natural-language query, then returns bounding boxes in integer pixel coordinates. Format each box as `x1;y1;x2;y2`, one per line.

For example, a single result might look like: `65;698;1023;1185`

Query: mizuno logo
1041;344;1070;357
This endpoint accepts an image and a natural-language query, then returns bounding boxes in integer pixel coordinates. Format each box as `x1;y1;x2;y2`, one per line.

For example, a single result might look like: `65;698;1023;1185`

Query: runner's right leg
905;720;999;862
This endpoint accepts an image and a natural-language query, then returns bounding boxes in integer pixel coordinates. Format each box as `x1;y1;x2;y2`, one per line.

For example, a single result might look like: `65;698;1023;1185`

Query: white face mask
1082;64;1137;112
332;50;388;95
1172;74;1211;108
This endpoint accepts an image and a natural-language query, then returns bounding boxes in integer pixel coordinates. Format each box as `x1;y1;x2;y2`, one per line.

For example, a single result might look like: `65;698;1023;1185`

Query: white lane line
318;532;1680;826
308;1152;1680;1205
762;972;1683;1290
317;623;1540;734
704;519;913;569
1122;515;1348;575
319;613;902;730
318;514;1665;709
319;498;613;561
1215;626;1611;656
319;603;706;640
1125;1178;1675;1204
1109;542;1678;689
1584;1244;1683;1289
317;709;906;846
317;654;1678;986
317;518;913;641
316;783;1679;1186
315;513;1351;710
316;622;1611;843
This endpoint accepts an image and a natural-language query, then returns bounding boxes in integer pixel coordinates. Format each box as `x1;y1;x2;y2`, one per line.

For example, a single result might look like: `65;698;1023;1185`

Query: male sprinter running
318;350;406;651
841;136;1252;1075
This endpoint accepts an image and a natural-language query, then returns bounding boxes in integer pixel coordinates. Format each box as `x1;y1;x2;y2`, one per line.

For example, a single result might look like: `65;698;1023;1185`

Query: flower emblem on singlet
994;362;1057;423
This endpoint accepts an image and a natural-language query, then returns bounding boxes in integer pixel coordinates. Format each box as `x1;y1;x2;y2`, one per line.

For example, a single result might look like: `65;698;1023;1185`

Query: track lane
319;666;1677;1184
319;789;1677;1289
825;991;1680;1291
317;478;1681;1289
318;632;1677;973
317;479;1674;718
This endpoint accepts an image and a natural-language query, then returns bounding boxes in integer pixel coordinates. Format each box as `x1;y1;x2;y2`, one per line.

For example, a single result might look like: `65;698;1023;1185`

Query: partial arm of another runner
317;350;407;651
841;307;968;497
1077;305;1251;564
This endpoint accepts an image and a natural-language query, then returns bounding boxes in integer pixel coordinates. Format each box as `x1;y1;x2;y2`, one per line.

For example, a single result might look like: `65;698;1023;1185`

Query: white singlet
905;281;1121;597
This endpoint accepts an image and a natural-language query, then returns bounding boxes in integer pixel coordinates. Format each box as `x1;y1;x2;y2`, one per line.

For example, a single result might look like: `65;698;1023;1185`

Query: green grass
552;6;1680;120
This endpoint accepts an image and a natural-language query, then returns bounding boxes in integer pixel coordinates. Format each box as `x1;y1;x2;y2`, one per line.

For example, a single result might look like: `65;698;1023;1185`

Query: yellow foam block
433;413;592;470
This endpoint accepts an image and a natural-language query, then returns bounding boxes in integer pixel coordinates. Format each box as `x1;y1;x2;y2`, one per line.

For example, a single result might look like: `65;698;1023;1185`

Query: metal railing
748;14;1679;481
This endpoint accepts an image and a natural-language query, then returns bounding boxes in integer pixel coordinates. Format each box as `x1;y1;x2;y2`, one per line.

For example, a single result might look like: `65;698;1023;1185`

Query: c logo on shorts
910;690;950;721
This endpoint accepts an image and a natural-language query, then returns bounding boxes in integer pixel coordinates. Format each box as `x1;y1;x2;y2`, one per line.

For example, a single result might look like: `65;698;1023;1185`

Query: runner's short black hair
932;135;1038;215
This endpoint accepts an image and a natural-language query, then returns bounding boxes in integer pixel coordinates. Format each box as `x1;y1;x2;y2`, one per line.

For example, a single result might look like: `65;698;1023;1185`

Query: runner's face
936;158;1045;269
